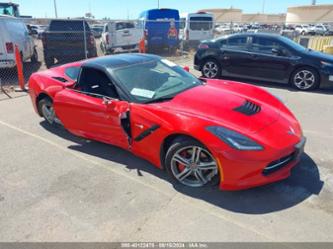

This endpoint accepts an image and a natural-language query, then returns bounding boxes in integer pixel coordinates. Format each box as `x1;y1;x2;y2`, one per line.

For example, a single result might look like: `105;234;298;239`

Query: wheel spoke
194;170;207;184
191;147;201;163
177;168;192;181
198;161;217;170
173;154;190;167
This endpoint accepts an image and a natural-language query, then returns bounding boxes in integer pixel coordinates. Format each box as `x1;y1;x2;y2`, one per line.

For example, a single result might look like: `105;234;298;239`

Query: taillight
185;29;189;40
198;43;209;49
6;42;14;53
106;34;110;45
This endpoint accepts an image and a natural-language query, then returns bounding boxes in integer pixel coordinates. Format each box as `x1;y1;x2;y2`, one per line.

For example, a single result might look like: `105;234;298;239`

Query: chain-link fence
0;16;333;87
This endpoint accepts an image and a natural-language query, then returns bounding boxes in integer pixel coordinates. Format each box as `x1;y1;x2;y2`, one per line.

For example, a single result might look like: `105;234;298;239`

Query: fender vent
234;100;261;116
52;77;68;83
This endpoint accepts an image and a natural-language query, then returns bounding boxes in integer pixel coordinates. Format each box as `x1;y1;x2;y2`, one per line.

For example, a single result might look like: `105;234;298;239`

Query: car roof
82;54;161;70
219;32;284;41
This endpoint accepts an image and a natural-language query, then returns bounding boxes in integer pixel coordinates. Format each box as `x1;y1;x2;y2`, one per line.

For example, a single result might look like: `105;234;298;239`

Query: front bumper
319;66;333;87
217;137;306;191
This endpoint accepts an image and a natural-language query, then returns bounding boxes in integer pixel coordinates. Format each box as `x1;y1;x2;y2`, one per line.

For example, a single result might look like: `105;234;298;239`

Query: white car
0;15;38;69
309;24;327;36
30;24;47;39
295;24;310;35
100;21;143;54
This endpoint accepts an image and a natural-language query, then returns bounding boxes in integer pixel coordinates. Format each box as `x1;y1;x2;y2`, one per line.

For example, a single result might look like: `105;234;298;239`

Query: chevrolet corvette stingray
28;54;306;190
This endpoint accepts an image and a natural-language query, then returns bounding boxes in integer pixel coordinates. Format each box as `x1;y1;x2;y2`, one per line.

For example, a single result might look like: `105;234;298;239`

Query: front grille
234;100;261;116
263;152;295;176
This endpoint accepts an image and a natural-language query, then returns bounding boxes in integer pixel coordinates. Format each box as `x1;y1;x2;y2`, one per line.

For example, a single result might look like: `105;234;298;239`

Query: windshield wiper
145;96;175;104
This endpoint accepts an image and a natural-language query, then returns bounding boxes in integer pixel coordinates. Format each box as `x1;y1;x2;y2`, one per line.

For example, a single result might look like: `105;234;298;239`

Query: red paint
28;60;305;191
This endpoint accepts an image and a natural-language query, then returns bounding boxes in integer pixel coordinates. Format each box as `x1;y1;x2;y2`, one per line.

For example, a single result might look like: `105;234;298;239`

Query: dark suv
194;33;333;91
42;20;97;68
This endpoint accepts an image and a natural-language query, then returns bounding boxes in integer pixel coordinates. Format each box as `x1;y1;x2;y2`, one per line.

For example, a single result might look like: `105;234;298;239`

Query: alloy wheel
41;101;55;124
293;70;316;90
170;146;218;187
202;61;219;78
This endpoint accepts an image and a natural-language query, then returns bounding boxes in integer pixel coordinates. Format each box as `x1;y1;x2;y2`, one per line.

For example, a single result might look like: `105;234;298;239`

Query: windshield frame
110;59;203;104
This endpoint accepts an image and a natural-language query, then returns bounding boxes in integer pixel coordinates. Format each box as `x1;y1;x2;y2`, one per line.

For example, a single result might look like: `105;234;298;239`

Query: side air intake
234;100;261;116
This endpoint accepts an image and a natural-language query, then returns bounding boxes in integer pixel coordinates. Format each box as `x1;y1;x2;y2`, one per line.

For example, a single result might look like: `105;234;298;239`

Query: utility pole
158;0;160;9
262;0;266;14
53;0;58;18
312;0;316;5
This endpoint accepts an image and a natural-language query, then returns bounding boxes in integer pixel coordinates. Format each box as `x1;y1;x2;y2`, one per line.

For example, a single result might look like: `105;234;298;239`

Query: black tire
290;66;320;91
31;48;38;63
201;59;221;79
38;97;57;125
45;57;54;69
165;137;220;188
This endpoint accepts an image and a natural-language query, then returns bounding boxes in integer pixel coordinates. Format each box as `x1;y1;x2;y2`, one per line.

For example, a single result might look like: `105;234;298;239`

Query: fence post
83;19;88;59
14;44;26;91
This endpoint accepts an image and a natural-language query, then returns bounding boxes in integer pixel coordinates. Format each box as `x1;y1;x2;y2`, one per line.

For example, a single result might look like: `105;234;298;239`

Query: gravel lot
0;42;333;242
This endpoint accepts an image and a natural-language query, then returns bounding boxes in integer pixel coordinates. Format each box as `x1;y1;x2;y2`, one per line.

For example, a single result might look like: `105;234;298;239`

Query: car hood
155;80;282;134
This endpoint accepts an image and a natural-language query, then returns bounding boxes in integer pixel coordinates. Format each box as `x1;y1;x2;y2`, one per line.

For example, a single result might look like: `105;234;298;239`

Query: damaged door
54;88;131;149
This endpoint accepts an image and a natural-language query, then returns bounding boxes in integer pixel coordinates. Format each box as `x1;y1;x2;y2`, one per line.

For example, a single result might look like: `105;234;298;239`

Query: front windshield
279;36;307;52
113;59;203;103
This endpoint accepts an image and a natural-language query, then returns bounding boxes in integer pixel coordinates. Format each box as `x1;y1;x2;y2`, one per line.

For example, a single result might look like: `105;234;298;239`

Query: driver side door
53;66;130;149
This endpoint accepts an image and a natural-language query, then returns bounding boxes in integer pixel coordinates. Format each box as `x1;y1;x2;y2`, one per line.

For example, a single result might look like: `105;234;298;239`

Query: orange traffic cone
14;45;26;91
139;37;146;54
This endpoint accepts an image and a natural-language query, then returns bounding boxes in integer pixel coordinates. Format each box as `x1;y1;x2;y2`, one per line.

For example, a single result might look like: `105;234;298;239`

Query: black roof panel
82;54;160;70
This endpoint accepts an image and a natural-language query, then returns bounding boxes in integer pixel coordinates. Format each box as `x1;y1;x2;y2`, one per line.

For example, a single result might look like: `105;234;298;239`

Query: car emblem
287;126;296;136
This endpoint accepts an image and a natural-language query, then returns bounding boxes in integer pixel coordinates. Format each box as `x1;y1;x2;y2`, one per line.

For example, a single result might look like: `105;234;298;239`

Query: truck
42;19;97;68
100;21;143;54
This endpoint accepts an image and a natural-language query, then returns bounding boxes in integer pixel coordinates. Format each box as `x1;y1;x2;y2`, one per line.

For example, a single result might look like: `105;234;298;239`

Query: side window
65;66;80;81
227;36;248;50
251;37;292;56
77;67;119;99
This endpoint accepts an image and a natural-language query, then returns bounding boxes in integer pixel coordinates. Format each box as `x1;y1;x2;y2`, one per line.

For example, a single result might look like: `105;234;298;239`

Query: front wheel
165;138;219;188
290;67;320;91
201;59;221;79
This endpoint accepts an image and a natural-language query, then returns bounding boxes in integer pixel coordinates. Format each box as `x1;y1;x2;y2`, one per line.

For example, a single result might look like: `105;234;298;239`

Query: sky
13;0;333;19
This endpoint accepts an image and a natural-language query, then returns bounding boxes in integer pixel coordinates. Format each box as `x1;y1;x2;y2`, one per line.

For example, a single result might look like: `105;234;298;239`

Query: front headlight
206;126;264;151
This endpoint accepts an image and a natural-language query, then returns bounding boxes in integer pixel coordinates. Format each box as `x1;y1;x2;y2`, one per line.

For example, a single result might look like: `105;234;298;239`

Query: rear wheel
165;137;219;188
201;59;221;79
290;67;320;91
38;97;56;125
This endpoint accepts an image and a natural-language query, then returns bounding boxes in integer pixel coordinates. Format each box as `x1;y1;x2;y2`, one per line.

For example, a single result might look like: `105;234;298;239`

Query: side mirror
183;66;190;72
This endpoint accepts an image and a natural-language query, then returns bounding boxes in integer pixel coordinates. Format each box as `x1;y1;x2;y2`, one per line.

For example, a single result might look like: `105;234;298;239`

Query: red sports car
28;54;306;190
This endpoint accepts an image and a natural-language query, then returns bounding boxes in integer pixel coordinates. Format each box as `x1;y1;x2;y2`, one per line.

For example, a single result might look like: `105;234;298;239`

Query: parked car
194;33;333;91
214;24;232;35
42;19;97;68
295;24;310;35
309;24;327;36
91;25;103;38
28;54;305;190
100;21;143;54
0;15;38;69
139;8;180;52
179;12;214;48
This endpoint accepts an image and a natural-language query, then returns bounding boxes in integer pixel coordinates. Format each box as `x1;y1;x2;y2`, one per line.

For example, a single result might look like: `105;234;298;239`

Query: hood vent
234;100;261;116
